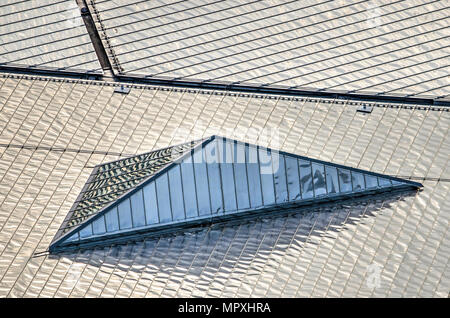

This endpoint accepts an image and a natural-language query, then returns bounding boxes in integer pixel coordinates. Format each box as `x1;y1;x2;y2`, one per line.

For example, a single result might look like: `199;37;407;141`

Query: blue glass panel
285;156;300;201
338;169;352;193
312;163;327;197
219;141;237;212
64;231;79;242
193;147;211;216
180;156;199;219
325;166;339;194
259;147;275;205
143;181;159;224
299;159;314;199
273;154;288;203
130;189;146;227
92;215;106;235
378;177;392;187
156;173;173;222
79;223;93;239
104;206;120;232
205;141;223;214
168;165;186;221
118;198;132;230
365;174;378;189
351;172;365;191
246;145;263;208
233;142;250;210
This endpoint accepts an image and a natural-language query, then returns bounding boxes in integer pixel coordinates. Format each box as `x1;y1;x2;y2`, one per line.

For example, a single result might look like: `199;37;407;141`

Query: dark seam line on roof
323;50;450;92
112;0;302;54
105;0;263;41
183;3;445;83
0;24;85;44
0;143;135;157
122;0;369;70
267;32;449;89
104;0;227;29
0;0;69;19
0;63;103;76
0;68;448;107
94;0;187;16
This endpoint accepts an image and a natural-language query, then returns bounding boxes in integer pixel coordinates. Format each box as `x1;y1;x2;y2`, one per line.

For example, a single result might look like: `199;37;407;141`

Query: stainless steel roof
0;0;102;73
0;73;448;297
89;0;449;97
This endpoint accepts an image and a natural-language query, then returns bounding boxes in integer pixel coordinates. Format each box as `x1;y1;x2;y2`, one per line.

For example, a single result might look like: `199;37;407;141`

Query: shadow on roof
48;189;418;274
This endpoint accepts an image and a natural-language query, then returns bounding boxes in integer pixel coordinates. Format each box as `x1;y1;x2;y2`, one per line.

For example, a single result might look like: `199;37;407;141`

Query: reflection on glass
79;223;93;239
205;141;223;214
130;189;146;227
338;169;352;192
246;145;263;208
351;172;365;191
168;166;186;220
325;166;339;194
118;198;133;230
92;215;106;235
193;147;211;216
143;181;159;224
378;178;392;187
156;173;173;222
285;156;300;201
65;232;79;242
274;154;288;203
234;142;250;210
180;157;199;219
259;147;275;205
104;206;120;232
220;141;237;212
365;175;378;189
312;163;327;196
299;159;313;199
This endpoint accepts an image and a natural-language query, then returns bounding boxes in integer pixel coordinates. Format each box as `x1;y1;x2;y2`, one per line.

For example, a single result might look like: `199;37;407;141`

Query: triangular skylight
50;136;422;252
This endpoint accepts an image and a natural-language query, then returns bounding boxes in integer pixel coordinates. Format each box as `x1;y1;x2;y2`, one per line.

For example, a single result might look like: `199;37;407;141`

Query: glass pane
312;163;327;197
180;156;199;219
365;174;378;189
378;177;392;187
156;172;173;223
285;156;300;201
299;159;313;199
259;147;275;205
205;141;223;214
234;142;250;210
338;169;352;193
168;165;186;221
118;198;132;230
325;166;339;194
273;154;288;203
105;206;120;232
351;172;365;191
143;181;159;224
92;215;106;235
79;223;93;239
64;232;79;243
130;189;146;227
193;147;212;216
246;145;262;208
220;141;237;212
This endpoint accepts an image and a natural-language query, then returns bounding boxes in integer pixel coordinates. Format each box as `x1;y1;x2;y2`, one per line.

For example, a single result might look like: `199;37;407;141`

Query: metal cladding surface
89;0;449;97
0;0;102;73
0;74;448;297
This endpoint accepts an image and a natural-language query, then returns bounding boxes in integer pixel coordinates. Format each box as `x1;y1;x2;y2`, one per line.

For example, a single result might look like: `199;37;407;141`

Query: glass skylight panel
50;136;422;252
